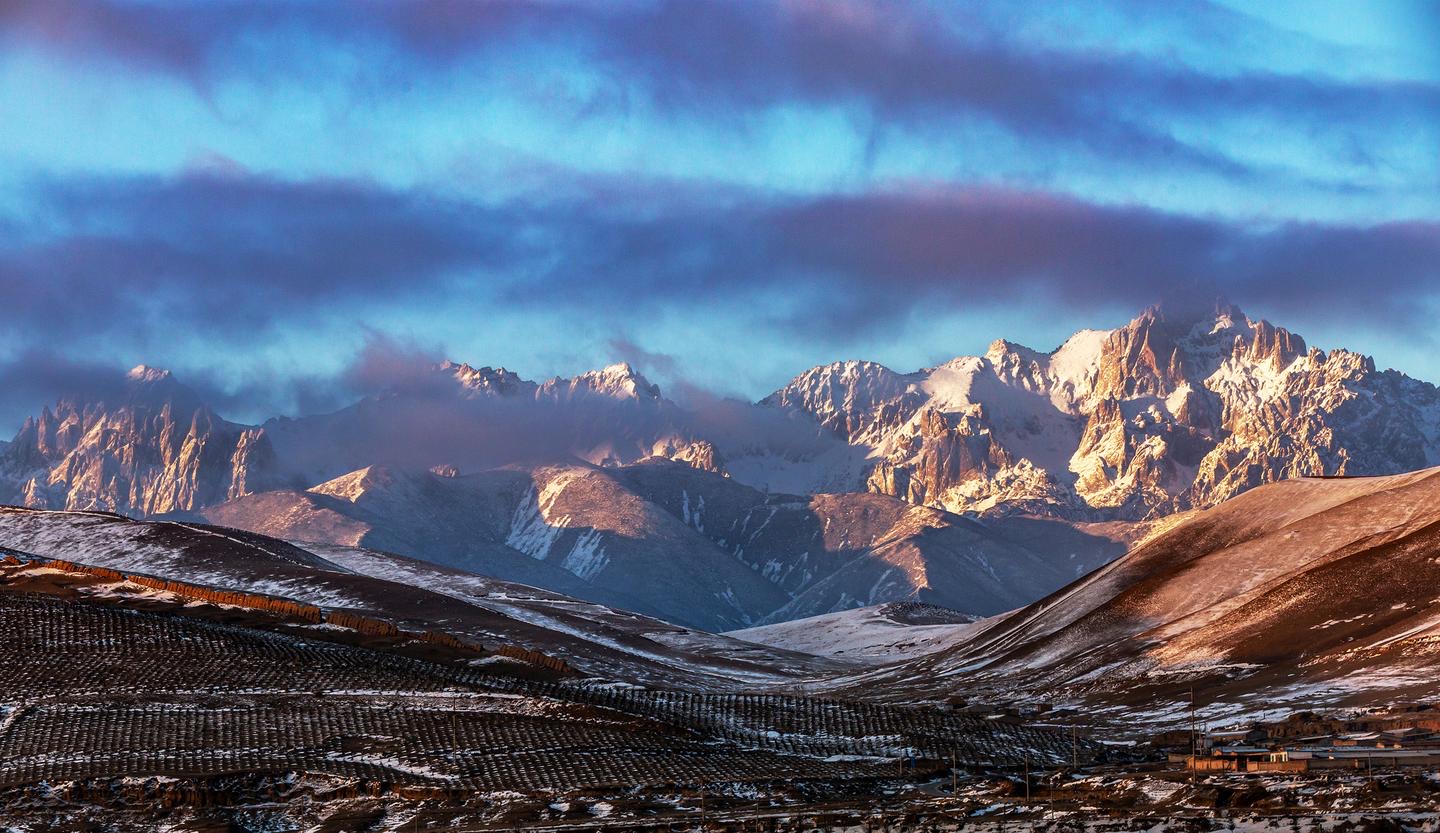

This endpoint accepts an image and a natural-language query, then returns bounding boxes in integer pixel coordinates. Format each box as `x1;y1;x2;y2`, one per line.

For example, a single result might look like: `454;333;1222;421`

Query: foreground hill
0;589;1090;830
192;459;1127;629
0;506;840;689
0;510;1092;828
826;469;1440;728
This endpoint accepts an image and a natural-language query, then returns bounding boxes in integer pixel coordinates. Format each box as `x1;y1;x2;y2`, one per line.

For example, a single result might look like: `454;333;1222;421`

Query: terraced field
0;592;1086;799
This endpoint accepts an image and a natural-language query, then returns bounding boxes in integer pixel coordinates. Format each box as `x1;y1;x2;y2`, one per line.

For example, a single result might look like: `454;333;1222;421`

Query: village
1154;704;1440;774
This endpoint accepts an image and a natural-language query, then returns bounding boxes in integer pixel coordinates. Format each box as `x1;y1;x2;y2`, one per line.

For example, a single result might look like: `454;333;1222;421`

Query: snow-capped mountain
764;302;1440;519
5;301;1440;628
0;360;713;516
25;302;1429;524
0;366;276;514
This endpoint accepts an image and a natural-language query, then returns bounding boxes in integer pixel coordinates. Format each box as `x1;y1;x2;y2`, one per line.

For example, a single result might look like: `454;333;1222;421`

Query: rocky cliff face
7;303;1438;524
766;303;1440;519
0;366;276;514
0;361;714;516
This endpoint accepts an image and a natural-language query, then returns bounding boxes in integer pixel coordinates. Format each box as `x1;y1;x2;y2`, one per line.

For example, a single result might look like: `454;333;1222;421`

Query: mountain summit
4;303;1437;523
764;302;1440;518
1;366;274;514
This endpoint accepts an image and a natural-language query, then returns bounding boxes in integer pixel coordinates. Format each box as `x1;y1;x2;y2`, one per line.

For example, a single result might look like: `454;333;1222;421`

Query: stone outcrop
0;367;276;515
768;302;1440;519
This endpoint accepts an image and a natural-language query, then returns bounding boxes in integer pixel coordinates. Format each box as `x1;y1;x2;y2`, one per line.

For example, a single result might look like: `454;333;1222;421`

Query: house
1377;727;1438;746
1178;747;1298;773
1292;748;1440;770
1152;729;1200;751
1207;727;1268;746
1210;746;1291;772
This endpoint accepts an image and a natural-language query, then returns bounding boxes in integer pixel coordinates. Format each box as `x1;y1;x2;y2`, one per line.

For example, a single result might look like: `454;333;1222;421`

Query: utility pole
951;748;957;797
1024;753;1030;803
1071;725;1078;770
1190;686;1198;787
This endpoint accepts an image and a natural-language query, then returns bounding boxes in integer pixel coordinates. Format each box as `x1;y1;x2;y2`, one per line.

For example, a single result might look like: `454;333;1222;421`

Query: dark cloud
3;171;1437;367
0;170;525;348
0;352;135;422
607;338;680;383
3;0;1434;180
508;183;1440;333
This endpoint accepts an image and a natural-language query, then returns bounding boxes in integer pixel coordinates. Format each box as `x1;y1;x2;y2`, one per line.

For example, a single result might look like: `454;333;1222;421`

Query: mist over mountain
7;301;1435;519
2;301;1436;630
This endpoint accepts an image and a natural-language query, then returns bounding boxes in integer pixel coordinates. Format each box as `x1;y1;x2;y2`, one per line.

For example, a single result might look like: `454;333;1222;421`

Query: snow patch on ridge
506;486;564;560
559;528;608;581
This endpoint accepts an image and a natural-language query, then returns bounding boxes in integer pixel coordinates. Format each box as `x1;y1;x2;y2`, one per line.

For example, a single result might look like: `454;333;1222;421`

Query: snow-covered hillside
0;506;841;690
196;459;1127;630
727;602;987;663
826;468;1440;728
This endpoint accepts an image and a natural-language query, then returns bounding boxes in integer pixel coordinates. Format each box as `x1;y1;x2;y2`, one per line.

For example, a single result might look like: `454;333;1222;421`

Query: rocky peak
119;363;204;410
0;366;276;515
439;361;535;398
984;339;1048;392
1234;319;1306;370
309;464;406;502
762;360;921;444
1090;302;1308;400
126;364;173;384
544;362;662;402
1092;305;1191;400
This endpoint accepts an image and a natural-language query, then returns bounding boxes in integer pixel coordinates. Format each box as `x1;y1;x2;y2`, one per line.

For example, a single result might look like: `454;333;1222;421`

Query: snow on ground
300;541;831;686
727;604;990;663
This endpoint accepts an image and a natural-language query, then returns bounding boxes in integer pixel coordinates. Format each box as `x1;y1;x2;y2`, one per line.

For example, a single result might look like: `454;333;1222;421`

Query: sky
1;0;1437;426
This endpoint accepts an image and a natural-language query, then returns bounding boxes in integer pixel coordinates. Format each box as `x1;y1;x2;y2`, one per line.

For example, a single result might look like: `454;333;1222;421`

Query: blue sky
1;0;1437;424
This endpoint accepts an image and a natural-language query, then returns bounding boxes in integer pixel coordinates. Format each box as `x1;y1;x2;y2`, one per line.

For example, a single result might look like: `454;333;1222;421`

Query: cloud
256;332;845;478
0;311;842;478
340;331;449;397
0;169;523;349
607;337;680;383
3;0;1434;181
0;352;135;423
3;170;1437;370
506;182;1440;333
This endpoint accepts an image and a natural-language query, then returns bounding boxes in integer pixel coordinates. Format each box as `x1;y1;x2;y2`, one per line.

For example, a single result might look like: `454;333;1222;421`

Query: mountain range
746;466;1440;729
4;301;1437;628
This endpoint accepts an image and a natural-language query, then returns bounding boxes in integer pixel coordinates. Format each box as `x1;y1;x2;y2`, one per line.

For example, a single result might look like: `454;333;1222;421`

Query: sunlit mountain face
2;1;1440;829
